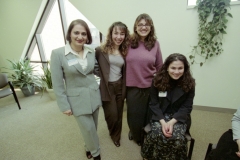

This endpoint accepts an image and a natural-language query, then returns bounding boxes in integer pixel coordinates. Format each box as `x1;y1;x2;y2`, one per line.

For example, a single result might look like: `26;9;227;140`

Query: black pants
206;129;239;160
126;87;150;142
102;79;124;142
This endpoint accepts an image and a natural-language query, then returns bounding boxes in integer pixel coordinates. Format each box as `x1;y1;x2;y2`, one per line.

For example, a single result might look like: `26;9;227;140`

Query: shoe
86;151;92;159
128;131;133;140
114;141;120;147
93;154;101;160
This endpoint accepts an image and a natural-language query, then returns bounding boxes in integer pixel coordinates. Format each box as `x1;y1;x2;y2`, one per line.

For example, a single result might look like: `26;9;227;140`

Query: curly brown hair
154;53;195;92
101;22;130;57
131;13;157;51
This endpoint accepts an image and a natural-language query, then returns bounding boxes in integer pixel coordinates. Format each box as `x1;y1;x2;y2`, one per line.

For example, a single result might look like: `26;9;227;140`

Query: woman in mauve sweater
126;13;163;146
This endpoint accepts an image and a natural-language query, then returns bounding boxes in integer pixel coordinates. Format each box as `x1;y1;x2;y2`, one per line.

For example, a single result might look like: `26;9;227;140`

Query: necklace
76;50;83;54
70;44;83;54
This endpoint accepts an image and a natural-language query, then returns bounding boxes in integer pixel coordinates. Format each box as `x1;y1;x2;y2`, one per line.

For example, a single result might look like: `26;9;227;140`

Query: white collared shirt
65;43;93;71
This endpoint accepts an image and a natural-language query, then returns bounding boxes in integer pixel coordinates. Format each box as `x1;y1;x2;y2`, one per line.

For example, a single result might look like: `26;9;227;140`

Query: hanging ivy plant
190;0;233;66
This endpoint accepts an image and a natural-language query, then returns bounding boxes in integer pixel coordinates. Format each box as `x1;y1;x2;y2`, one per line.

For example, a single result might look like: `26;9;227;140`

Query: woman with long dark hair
141;53;195;159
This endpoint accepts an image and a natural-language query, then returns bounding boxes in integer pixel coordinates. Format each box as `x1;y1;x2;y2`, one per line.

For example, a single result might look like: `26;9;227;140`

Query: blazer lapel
84;52;94;74
171;86;185;104
102;52;110;64
65;53;86;75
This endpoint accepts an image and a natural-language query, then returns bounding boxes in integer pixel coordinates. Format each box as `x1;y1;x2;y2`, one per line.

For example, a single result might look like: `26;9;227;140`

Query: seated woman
141;53;196;160
206;107;240;160
232;107;240;158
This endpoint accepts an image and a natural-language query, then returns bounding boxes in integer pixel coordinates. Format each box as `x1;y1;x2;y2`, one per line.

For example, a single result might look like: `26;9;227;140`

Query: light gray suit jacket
50;46;102;116
232;107;240;140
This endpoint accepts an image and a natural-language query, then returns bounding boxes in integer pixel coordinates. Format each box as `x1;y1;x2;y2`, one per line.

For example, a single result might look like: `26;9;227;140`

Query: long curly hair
131;13;157;51
101;22;130;57
154;53;195;92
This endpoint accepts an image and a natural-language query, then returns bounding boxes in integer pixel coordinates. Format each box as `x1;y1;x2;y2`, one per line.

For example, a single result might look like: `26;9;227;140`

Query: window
26;0;101;74
64;1;100;49
188;0;240;6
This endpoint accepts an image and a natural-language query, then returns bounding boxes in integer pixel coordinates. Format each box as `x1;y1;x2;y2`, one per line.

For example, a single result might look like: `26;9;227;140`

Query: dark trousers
126;87;150;142
102;79;124;142
206;129;239;160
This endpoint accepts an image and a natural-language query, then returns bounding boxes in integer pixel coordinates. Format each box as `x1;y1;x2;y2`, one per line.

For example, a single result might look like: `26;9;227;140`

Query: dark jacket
94;47;126;101
149;80;195;127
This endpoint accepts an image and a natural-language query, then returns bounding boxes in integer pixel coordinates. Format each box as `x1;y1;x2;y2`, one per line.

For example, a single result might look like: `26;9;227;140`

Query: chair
141;125;195;160
185;133;195;160
0;73;21;109
204;143;217;160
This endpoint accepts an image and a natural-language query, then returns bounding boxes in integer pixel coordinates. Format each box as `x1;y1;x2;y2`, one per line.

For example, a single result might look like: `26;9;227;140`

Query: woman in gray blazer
50;19;102;160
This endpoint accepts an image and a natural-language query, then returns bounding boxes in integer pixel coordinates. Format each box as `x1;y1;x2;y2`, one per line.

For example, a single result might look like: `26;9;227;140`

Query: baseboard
193;105;236;114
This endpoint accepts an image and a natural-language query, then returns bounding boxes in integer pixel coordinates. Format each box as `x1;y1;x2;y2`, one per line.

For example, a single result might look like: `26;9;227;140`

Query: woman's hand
63;110;72;116
160;118;177;138
166;118;177;135
236;139;240;157
160;119;172;138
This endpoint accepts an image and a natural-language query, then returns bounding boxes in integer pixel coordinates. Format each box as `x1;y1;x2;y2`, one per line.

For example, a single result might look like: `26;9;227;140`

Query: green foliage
41;62;52;89
3;59;43;92
190;0;232;66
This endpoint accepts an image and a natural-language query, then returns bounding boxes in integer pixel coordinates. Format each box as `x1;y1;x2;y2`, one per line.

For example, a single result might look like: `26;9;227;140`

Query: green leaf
220;29;227;34
223;18;228;23
189;55;194;59
200;62;203;67
205;8;211;12
227;13;233;18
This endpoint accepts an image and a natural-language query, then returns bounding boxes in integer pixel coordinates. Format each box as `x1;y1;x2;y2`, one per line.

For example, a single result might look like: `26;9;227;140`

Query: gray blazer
50;46;102;116
232;107;240;140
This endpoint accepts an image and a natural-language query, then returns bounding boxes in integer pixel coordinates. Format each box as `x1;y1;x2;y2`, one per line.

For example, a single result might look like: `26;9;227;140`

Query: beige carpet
0;91;234;160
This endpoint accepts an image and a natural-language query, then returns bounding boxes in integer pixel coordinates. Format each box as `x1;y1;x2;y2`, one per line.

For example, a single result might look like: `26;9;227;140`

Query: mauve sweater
126;41;163;88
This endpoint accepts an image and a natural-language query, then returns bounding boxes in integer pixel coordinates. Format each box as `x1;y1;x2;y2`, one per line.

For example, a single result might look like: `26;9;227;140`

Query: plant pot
21;85;35;97
46;88;56;100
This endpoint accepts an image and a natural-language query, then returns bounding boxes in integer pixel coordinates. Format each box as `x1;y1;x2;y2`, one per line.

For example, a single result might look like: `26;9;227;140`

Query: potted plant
3;58;43;96
41;62;55;100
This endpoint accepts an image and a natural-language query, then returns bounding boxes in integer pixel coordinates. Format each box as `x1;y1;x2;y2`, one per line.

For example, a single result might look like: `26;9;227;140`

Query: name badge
68;59;78;66
158;91;167;97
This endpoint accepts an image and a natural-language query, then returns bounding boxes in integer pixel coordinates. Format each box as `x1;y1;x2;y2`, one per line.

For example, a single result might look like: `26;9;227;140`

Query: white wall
0;0;46;69
70;0;240;109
